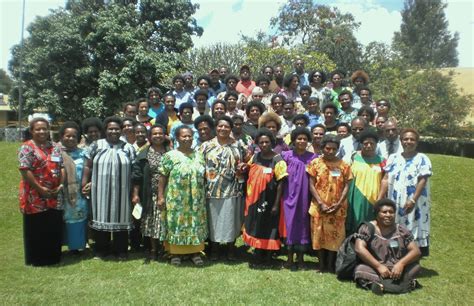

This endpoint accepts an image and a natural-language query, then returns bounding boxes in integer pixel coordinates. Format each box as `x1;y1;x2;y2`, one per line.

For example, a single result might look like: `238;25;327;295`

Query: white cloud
192;0;285;48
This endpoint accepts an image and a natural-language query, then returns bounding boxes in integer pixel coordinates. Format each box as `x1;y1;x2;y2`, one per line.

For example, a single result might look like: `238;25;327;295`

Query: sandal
170;256;181;266
191;254;204;266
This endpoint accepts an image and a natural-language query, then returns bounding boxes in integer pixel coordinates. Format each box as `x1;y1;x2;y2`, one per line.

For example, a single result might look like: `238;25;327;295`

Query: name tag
389;240;399;248
51;156;61;162
263;167;272;174
330;169;341;177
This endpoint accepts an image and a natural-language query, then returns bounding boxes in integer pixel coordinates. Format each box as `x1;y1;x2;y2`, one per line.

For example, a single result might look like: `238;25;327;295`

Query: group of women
18;66;432;294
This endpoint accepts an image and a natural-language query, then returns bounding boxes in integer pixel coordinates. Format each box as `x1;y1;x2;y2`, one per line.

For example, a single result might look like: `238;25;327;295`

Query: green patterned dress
159;150;208;254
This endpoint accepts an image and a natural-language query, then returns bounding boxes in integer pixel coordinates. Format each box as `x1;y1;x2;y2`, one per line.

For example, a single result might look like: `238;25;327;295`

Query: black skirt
23;209;63;266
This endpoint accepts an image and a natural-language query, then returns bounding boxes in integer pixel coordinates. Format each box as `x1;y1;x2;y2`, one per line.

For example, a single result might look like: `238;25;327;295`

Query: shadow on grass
418;267;439;278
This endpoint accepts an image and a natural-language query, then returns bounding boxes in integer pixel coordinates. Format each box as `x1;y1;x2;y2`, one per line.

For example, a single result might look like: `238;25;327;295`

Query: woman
230;115;253;151
337;91;358;124
82;117;136;259
211;99;227;120
158;126;207;266
121;117;136;144
346;131;386;235
354;199;422;294
133;123;150;154
375;116;387;141
309;70;331;105
224;91;245;117
136;98;154;130
358;106;376;126
79;117;103;149
308;124;326;155
151;93;179;134
307;134;352;273
194;115;215;148
243;128;288;266
132;124;169;262
269;94;285;116
256;112;290;154
200;116;248;261
18;118;64;266
281;128;317;270
378;128;432;256
322;103;339;134
60;121;88;253
242;101;265;140
328;70;351;108
279;74;301;102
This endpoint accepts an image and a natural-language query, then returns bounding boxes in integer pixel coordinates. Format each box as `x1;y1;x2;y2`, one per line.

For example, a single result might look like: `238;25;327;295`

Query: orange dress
307;157;352;251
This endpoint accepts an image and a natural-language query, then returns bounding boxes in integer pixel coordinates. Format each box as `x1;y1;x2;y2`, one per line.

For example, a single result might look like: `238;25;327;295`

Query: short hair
400;128;420;141
196;75;211;86
134;122;148;135
283;74;299;88
224;90;239;101
376;99;391;108
122;102;136;112
212;100;227;112
271;94;286;105
28;117;50;132
307;96;320;105
245;101;265;116
179;102;194;114
311;124;326;133
255;75;271;86
232;114;244;123
330;69;346;79
172;75;185;84
136;97;148;109
291;126;312;143
122;117;137;126
224;74;239;84
356;85;371;96
194;115;215;130
255;128;276;148
338;90;353;100
374;198;396;215
351;116;368;127
258;112;282;130
322;102;339;115
309;70;327;84
194;89;209;100
299;85;312;94
215;115;234;129
174;124;194;139
292;114;310;126
358;130;379;144
321;134;341;149
59;121;81;141
261;65;273;74
357;106;375;122
150;123;167;135
147;87;162;98
163;93;176;101
81;117;103;134
103;116;122;129
336;122;351;132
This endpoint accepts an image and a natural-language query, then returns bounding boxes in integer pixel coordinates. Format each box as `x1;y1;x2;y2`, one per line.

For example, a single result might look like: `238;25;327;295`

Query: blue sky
1;0;473;72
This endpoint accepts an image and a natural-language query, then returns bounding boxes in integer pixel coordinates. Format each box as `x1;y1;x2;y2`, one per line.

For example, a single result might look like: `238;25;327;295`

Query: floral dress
383;153;432;250
158;150;208;247
307;157;353;251
141;146;166;239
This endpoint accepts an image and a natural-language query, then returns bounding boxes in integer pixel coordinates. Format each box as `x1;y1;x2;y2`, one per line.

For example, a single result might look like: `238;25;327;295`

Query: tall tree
0;69;13;94
393;0;459;68
270;0;362;73
8;0;202;120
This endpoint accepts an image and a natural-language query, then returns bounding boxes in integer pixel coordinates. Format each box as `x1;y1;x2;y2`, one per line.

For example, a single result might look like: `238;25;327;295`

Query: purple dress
281;150;317;249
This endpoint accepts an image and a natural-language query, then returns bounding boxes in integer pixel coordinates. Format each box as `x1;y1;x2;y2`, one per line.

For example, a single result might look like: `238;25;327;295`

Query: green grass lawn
1;142;473;304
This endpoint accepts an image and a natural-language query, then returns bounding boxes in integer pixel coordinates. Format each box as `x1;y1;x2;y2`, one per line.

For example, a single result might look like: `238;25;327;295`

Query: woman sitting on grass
354;199;422;294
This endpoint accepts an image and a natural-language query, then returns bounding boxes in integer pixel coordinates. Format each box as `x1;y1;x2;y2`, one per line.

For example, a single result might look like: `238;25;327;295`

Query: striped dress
86;139;136;231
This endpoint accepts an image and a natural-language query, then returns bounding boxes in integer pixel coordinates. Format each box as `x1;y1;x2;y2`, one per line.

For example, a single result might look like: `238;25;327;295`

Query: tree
392;0;459;68
8;0;202;121
0;69;13;94
270;0;362;73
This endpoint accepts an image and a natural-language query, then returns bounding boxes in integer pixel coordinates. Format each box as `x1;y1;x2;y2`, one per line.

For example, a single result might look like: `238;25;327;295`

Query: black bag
335;222;375;280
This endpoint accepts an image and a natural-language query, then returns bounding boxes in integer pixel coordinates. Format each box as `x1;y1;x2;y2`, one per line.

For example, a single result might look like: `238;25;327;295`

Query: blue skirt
65;220;87;250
